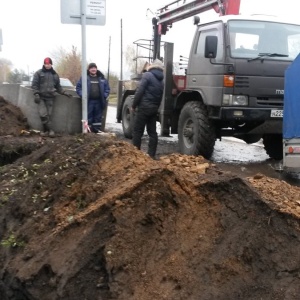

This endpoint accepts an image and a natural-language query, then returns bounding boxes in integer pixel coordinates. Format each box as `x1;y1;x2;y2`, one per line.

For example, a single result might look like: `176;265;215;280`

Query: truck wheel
178;101;216;159
122;96;134;139
263;134;283;160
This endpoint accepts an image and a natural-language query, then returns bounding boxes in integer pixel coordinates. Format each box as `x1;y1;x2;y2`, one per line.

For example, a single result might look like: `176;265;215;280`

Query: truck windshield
228;20;300;61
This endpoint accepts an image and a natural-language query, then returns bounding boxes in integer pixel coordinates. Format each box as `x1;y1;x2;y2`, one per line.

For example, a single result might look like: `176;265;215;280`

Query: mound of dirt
0;96;29;136
0;133;300;300
0;96;47;166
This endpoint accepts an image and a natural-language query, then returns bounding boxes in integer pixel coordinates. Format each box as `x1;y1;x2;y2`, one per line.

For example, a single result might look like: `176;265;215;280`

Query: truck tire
122;96;135;139
178;101;216;159
263;134;283;160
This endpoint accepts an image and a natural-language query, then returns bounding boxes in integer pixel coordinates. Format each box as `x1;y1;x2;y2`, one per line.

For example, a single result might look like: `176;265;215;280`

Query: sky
0;0;299;79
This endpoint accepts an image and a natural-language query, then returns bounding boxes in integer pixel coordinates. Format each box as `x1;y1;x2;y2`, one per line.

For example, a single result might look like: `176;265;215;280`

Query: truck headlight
233;95;248;106
222;94;248;106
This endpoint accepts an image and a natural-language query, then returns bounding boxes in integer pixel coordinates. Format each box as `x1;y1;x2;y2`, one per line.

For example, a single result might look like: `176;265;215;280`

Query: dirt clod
0;96;29;136
1;96;300;300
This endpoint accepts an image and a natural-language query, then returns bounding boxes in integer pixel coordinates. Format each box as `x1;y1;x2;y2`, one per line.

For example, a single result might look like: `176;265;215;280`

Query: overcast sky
0;0;298;78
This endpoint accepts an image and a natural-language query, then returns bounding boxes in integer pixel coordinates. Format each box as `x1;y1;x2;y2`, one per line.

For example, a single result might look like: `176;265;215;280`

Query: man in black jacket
131;59;164;159
31;57;72;137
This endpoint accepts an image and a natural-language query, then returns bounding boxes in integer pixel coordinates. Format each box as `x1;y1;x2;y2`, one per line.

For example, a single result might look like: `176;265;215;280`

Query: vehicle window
228;20;300;60
195;28;222;60
60;78;73;87
288;33;300;58
230;32;259;54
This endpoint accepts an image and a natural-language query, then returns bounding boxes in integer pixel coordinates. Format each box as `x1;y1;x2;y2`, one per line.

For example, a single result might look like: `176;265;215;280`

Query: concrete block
0;85;82;134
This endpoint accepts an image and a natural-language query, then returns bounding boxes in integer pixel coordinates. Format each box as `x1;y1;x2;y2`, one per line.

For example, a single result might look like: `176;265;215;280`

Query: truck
116;0;300;159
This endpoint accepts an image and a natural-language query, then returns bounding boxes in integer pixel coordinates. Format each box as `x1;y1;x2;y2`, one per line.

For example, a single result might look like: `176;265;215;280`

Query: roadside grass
108;94;117;105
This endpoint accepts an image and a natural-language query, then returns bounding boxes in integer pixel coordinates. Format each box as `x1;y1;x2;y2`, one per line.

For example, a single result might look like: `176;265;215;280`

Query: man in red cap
31;57;72;137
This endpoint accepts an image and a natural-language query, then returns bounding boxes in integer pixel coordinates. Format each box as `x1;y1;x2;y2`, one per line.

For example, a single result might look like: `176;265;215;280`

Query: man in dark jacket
76;63;110;133
131;59;164;159
31;57;72;137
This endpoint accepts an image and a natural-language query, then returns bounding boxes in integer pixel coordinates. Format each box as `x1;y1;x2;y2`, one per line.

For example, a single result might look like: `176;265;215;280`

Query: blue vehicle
283;54;300;171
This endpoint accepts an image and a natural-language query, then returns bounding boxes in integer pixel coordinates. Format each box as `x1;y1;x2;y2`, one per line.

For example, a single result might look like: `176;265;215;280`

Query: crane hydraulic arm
152;0;241;59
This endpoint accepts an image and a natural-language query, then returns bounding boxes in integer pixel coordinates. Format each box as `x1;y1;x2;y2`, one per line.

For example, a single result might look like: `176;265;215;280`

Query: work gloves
64;92;72;98
34;92;72;103
34;94;40;104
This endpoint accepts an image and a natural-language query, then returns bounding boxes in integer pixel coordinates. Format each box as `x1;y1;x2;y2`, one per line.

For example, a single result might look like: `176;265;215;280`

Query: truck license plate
270;109;283;118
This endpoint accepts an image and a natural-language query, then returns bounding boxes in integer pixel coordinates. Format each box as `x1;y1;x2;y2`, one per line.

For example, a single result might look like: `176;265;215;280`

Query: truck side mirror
205;36;218;58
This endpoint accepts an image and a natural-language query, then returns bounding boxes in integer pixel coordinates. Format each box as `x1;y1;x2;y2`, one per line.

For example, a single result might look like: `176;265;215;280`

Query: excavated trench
0;138;39;166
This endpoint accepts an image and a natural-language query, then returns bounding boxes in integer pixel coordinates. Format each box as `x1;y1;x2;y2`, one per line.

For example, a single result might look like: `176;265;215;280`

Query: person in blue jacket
76;63;110;133
131;59;164;159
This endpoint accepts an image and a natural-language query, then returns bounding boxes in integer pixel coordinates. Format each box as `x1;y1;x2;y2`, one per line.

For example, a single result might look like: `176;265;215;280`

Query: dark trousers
132;107;158;157
88;99;103;132
38;98;54;131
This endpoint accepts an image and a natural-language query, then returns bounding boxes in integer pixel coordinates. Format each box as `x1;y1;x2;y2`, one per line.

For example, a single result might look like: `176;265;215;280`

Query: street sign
60;0;106;25
0;29;3;51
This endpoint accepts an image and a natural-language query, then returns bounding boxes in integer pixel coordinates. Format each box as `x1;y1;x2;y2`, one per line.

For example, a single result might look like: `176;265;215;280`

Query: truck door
187;21;225;106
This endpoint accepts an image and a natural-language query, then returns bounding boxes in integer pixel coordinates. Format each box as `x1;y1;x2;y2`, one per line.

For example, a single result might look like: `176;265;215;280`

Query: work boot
40;123;50;137
49;130;55;137
149;155;159;160
40;131;49;137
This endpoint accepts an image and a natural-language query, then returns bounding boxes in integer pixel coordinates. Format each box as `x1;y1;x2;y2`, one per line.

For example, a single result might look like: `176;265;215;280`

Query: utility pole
101;35;111;132
107;36;111;81
120;19;123;80
80;0;88;133
0;29;2;52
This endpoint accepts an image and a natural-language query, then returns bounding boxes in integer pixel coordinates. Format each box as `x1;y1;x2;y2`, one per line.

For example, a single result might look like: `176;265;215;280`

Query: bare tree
0;58;12;82
8;69;23;83
50;46;81;85
106;72;119;94
125;44;148;75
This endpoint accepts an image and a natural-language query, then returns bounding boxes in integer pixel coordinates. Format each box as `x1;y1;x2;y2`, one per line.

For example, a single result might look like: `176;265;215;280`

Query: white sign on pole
0;29;3;51
61;0;106;26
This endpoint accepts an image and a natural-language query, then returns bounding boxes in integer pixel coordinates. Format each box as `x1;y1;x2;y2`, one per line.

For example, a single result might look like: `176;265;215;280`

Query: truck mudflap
247;120;282;135
283;139;300;172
